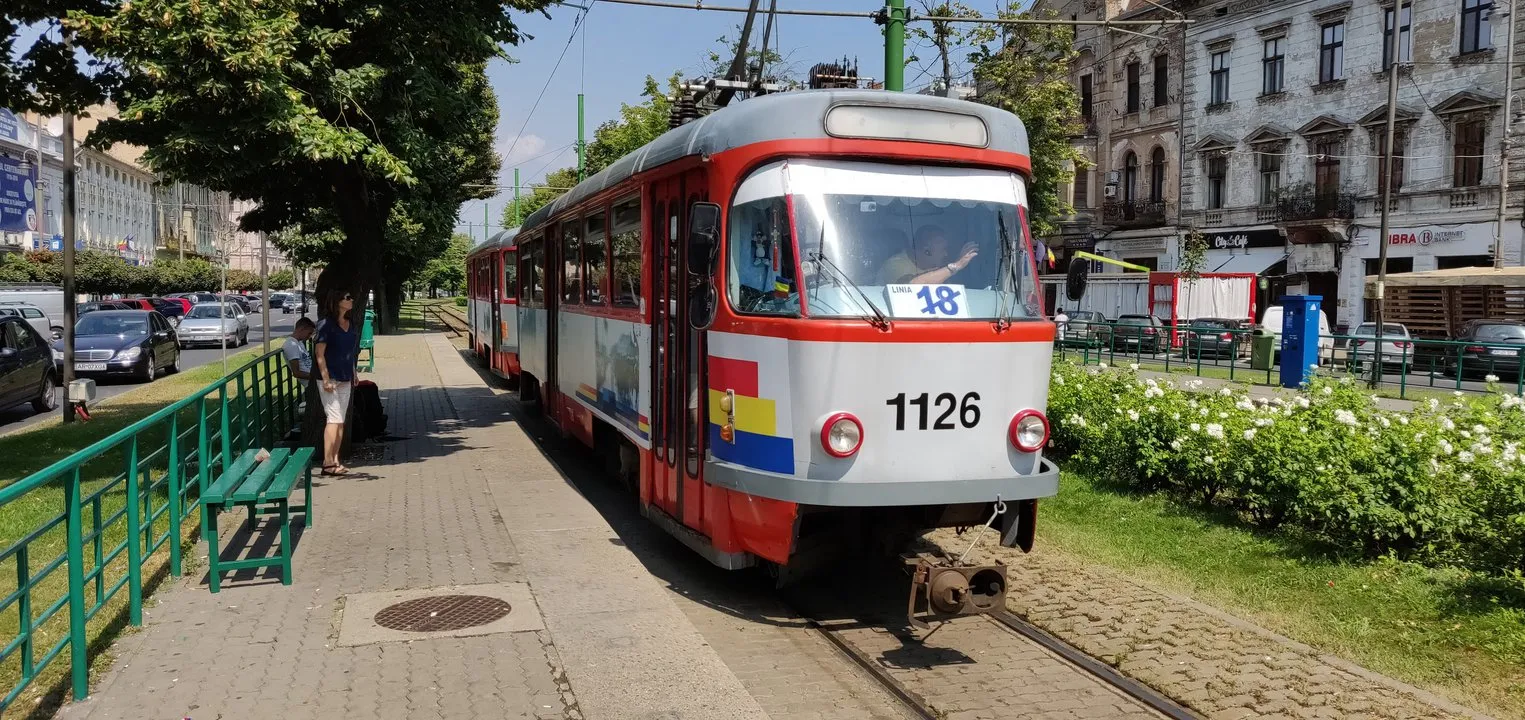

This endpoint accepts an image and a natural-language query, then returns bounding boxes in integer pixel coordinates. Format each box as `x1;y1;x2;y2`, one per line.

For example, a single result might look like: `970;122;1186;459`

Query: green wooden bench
201;447;315;592
358;309;375;372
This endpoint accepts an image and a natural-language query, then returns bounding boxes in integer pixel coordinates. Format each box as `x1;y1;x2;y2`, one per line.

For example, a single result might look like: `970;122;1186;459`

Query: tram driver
878;225;980;286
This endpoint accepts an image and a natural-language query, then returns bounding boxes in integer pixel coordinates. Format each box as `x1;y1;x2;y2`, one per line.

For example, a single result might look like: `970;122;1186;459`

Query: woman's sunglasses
342;294;354;301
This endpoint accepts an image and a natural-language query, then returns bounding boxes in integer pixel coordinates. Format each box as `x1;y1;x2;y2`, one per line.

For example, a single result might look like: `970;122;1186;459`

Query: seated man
879;225;979;285
283;317;316;380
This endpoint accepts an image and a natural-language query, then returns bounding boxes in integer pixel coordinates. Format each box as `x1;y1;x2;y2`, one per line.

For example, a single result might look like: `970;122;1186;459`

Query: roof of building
519;89;1031;235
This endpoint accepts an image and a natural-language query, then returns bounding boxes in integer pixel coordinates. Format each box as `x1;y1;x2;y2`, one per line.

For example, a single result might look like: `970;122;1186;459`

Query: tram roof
520;89;1030;234
467;227;520;258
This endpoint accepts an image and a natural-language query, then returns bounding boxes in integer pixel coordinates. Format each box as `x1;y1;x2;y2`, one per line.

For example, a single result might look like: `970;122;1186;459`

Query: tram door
490;253;502;353
650;170;709;528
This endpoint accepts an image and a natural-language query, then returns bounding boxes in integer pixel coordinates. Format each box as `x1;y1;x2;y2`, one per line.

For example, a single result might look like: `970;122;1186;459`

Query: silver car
177;303;250;348
1351;322;1413;368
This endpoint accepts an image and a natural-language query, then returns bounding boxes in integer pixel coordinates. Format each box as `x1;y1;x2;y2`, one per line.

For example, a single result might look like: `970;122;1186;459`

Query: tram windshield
727;159;1040;321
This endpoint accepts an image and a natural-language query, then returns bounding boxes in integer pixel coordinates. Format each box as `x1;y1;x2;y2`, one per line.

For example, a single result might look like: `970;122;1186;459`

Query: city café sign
1203;229;1283;250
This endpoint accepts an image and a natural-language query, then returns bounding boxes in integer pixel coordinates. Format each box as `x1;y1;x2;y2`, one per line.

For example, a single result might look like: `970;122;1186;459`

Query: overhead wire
501;4;593;170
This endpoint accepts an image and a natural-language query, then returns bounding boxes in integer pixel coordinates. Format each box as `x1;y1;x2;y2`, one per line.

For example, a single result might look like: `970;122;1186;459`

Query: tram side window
611;198;642;308
584;211;608;305
561;220;582;304
503;251;517;301
531;242;546;304
726;196;796;316
518;244;532;304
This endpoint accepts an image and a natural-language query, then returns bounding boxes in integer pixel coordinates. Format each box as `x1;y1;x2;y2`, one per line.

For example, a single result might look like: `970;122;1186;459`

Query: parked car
0;284;65;326
119;298;156;311
1349;322;1414;369
0;302;57;340
149;297;191;322
1448;319;1525;379
1106;314;1166;353
1060;310;1108;347
218;294;253;314
78;301;134;315
269;292;290;313
0;316;59;414
1183;318;1251;359
51;310;180;382
177;303;250;348
282;294;309;314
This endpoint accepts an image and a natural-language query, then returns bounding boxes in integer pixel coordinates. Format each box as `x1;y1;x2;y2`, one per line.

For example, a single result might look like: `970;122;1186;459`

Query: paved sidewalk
58;332;766;720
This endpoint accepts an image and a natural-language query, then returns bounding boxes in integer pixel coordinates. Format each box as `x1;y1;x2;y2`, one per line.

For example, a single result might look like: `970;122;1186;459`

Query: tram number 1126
886;392;981;431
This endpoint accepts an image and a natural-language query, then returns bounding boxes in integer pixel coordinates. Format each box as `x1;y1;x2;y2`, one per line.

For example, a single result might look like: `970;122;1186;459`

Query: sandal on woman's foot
320;465;348;476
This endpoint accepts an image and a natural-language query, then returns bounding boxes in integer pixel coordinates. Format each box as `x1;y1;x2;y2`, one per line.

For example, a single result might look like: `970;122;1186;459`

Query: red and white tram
466;228;521;380
470;90;1059;592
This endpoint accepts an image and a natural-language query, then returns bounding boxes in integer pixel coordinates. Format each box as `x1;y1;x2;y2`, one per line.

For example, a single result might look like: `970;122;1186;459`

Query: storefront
1200;227;1287;322
1336;221;1506;329
1095;231;1177;272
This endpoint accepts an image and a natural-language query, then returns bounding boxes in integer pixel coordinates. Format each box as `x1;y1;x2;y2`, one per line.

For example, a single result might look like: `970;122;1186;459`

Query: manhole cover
373;595;511;632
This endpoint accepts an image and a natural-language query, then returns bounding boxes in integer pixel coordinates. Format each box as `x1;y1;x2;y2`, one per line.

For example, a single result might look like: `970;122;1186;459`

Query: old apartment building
1045;0;1189;272
1179;0;1521;330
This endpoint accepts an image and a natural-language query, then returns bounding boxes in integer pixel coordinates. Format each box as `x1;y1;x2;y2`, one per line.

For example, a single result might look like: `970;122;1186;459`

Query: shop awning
1365;266;1525;288
1210;251;1287;275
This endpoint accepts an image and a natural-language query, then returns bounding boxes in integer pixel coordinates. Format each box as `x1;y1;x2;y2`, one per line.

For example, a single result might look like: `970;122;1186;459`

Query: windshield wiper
809;248;891;331
995;213;1021;330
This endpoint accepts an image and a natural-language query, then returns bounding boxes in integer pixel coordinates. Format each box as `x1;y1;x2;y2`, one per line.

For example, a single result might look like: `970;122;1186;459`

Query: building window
1320;22;1344;83
1206;155;1227;209
1080;74;1094;123
1453;119;1486;186
1258;150;1282;205
1153;55;1169;108
1314;138;1343;195
1375;131;1405;193
1209;51;1230;105
1262;38;1284;94
1461;0;1493;54
1123;152;1139;203
1126;61;1141;113
1149;146;1167;203
1384;5;1412;68
1075;167;1091;208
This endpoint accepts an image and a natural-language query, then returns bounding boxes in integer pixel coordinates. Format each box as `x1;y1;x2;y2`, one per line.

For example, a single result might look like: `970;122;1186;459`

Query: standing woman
314;289;360;475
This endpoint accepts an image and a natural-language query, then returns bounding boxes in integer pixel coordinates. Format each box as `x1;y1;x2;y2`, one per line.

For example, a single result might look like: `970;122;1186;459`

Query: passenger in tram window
878;225;979;285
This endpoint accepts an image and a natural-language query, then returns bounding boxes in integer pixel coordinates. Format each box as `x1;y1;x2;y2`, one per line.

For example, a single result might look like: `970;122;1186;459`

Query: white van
1260;304;1334;361
0;284;65;336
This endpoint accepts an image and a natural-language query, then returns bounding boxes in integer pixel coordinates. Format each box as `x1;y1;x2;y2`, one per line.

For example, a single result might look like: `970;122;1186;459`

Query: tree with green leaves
2;2;114;114
76;0;553;332
268;268;295;290
908;1;982;96
970;6;1086;239
416;233;471;296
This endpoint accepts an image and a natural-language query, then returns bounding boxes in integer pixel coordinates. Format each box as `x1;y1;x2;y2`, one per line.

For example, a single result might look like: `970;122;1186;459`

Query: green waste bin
1251;331;1275;370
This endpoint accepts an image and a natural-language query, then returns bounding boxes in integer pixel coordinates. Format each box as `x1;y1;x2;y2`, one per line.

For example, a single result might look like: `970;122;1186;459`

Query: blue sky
456;0;978;240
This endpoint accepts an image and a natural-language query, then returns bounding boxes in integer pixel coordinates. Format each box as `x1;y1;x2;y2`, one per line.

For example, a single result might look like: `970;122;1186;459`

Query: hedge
1048;361;1525;578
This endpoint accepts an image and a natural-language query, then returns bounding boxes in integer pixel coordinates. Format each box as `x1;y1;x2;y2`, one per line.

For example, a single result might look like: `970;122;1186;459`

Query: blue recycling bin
1278;295;1322;388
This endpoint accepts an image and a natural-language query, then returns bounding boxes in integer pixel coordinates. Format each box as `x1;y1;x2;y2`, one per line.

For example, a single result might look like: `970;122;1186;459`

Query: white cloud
496;132;549;171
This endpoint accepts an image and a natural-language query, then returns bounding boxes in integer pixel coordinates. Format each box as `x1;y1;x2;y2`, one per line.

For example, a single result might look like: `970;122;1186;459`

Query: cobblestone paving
933;529;1489;720
58;334;575;720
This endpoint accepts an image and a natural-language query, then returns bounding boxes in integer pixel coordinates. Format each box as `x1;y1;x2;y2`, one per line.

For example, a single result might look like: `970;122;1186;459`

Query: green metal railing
1054;320;1525;399
0;350;302;711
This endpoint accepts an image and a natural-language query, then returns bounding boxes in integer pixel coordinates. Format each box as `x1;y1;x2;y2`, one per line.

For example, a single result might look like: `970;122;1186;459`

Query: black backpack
351;380;388;441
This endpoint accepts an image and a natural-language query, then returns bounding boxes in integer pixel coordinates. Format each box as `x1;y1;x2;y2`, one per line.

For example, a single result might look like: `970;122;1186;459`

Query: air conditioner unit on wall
1103;185;1118;198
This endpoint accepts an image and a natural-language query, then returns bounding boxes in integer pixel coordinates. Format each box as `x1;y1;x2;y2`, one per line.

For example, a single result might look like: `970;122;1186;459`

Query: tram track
793;590;1198;720
423;301;470;336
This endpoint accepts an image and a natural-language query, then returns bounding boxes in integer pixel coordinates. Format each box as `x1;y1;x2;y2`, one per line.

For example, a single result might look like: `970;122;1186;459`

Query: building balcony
1276;191;1357;223
1102;199;1169;229
1360;185;1498;217
1194;206;1281;228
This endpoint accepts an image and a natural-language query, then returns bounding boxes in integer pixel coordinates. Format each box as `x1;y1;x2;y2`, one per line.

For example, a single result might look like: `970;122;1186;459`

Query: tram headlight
821;412;864;458
1008;410;1050;453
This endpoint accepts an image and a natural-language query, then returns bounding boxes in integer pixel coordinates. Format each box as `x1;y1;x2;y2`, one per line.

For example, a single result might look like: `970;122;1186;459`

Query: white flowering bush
1048;361;1525;574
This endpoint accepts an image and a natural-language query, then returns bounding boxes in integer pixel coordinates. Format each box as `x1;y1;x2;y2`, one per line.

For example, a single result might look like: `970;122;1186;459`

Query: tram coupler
904;552;1008;630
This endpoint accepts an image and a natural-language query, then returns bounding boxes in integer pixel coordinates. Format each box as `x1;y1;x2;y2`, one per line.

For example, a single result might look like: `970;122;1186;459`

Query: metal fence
0;350;302;711
1054;320;1525;399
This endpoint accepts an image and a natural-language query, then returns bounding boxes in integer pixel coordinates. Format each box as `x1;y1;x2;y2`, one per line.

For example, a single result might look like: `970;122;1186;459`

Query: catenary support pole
61;87;77;423
1372;0;1406;389
513;168;521;226
577;94;586;182
1497;0;1517;268
884;0;907;91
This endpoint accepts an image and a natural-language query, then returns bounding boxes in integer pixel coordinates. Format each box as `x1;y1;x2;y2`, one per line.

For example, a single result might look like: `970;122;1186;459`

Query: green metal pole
483;202;489;243
64;469;88;700
168;414;182;576
884;0;906;92
513;168;521;226
577;94;586;182
126;437;143;626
